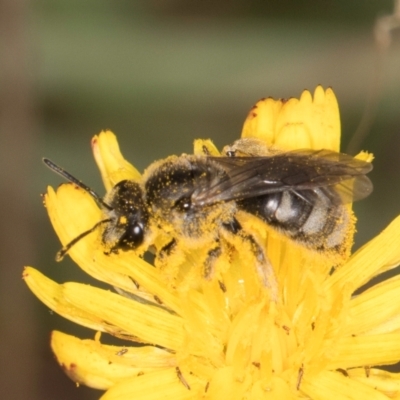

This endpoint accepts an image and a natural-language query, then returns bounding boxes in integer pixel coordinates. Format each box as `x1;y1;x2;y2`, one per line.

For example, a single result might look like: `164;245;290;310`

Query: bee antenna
56;218;112;261
43;158;113;211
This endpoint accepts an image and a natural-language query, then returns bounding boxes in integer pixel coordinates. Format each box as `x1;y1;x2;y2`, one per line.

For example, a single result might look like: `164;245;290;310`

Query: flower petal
241;97;283;145
346;275;400;335
100;368;201;400
61;282;184;350
24;267;184;349
51;331;173;390
204;366;250;400
24;267;109;332
325;215;400;295
46;183;102;257
302;370;389;400
92;130;141;191
347;368;400;399
329;333;400;369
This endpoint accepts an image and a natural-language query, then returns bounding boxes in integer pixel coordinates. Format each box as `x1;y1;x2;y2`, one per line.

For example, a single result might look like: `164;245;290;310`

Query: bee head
43;158;150;260
103;180;149;251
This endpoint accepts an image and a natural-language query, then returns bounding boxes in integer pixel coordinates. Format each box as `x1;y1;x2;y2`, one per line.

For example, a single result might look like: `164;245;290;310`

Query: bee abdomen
240;189;348;252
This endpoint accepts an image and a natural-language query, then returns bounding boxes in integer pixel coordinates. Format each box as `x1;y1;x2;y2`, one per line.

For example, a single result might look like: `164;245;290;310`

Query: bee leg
104;247;119;256
246;235;278;300
222;219;278;300
204;245;222;279
159;239;177;259
154;239;177;269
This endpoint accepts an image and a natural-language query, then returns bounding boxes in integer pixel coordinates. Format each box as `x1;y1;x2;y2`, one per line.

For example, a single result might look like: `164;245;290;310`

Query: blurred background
0;0;399;398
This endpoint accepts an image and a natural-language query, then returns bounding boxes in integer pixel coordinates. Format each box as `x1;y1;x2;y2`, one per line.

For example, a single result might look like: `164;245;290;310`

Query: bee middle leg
222;218;278;300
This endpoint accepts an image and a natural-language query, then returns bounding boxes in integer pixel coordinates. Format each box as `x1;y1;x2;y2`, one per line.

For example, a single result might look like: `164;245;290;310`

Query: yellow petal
24;267;109;332
92;130;141;191
100;368;201;400
204;366;249;400
61;282;184;350
241;97;283;145
51;331;173;390
24;267;183;348
346;275;400;335
257;376;297;399
325;215;400;295
329;333;400;369
46;183;102;256
177;285;227;366
347;368;400;399
301;370;389;400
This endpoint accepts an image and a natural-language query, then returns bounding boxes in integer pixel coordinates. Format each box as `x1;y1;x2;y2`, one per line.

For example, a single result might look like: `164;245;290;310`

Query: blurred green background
1;1;399;398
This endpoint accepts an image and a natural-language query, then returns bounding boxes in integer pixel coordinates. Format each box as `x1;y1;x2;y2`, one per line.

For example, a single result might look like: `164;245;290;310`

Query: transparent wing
192;149;373;206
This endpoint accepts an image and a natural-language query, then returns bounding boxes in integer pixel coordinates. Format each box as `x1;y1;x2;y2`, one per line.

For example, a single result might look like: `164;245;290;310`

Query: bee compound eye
129;222;144;246
226;150;236;157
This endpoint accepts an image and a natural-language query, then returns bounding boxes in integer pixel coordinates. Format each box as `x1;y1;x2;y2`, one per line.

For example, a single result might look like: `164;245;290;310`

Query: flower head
25;86;400;399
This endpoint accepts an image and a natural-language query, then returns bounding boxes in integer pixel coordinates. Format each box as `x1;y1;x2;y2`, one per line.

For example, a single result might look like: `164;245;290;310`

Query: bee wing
276;149;373;203
193;149;373;206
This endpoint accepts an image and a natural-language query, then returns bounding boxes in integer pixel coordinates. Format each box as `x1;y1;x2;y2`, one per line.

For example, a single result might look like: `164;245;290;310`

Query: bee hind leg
246;234;278;300
203;245;222;279
222;219;278;301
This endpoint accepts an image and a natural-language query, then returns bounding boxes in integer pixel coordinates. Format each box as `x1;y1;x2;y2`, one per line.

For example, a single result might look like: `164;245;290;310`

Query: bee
43;138;372;288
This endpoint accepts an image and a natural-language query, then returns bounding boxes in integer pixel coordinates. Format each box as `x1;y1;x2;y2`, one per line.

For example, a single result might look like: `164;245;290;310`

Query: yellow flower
24;86;400;399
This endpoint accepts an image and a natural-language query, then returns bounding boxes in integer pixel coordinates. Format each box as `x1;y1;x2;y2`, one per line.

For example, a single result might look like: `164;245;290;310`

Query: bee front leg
159;239;177;259
222;219;278;301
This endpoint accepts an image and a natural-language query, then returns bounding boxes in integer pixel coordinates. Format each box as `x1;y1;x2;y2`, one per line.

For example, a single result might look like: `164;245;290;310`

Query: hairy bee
44;138;372;286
